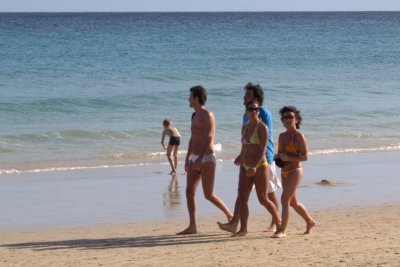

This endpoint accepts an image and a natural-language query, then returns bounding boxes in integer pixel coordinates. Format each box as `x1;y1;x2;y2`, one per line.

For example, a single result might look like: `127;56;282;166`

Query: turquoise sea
1;12;400;174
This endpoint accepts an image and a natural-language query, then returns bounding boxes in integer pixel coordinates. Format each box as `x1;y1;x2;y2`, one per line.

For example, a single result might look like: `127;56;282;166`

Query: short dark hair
163;119;171;127
279;106;302;129
244;82;264;106
190;85;207;105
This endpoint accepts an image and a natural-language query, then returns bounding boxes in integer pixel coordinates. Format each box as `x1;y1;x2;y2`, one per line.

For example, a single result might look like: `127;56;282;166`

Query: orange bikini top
278;133;297;154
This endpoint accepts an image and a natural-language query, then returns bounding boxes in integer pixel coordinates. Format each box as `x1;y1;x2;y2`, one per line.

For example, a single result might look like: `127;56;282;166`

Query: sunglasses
282;115;295;120
247;107;260;113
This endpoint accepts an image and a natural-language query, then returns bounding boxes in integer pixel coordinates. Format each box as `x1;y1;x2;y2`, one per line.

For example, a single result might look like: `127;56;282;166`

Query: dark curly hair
244;82;264;106
279;106;302;129
190;85;207;105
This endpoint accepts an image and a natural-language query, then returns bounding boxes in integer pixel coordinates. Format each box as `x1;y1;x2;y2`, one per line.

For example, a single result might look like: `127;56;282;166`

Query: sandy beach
1;151;400;266
2;10;400;267
1;204;399;266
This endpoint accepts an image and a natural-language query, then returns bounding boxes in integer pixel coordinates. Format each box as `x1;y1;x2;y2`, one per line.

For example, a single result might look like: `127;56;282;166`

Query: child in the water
161;119;181;174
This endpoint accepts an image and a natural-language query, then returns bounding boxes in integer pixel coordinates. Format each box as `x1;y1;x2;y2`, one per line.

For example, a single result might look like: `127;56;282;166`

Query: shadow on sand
1;232;265;251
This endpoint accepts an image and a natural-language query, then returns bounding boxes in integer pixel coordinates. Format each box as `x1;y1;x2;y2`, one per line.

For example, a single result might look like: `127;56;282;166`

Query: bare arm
185;137;193;172
235;125;246;165
274;133;283;160
253;123;268;166
186;137;193;161
161;130;167;150
280;131;308;162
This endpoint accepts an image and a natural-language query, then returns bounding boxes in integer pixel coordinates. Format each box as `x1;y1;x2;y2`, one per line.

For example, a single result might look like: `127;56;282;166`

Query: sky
1;0;400;12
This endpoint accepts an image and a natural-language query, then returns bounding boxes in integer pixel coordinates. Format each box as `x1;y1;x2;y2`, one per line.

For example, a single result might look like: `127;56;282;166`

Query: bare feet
232;230;247;237
217;221;238;234
169;170;176;174
266;224;277;233
272;231;286;238
177;225;197;235
304;220;316;234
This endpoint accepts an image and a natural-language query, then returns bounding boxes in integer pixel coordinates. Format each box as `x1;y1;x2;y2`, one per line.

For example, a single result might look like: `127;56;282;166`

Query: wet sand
1;151;399;228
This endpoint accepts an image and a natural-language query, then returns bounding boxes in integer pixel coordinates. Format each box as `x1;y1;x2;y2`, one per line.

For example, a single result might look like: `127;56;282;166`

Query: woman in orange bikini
232;100;281;237
273;106;316;238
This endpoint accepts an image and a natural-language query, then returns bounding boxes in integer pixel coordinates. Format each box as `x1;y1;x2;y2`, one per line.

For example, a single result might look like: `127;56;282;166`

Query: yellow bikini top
242;121;260;145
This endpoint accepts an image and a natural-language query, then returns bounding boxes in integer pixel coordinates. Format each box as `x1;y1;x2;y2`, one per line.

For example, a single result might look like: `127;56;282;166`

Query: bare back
190;108;215;155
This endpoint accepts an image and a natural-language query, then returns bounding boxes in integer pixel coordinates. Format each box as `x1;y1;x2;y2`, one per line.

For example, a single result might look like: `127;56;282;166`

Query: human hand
234;155;241;166
192;159;201;171
246;167;256;177
279;153;290;161
185;165;190;173
185;159;190;173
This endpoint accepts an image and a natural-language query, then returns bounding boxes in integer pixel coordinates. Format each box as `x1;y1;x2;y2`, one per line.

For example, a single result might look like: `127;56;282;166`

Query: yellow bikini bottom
242;161;269;172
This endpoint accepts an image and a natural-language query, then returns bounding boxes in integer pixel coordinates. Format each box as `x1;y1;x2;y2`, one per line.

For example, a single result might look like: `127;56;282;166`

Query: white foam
0;163;155;175
147;150;187;157
2;144;399;176
310;145;400;155
214;143;222;152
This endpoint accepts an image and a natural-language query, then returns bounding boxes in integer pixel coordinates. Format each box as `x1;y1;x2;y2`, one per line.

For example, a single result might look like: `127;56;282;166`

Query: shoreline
1;203;399;266
1;151;400;266
1;150;400;229
2;146;400;175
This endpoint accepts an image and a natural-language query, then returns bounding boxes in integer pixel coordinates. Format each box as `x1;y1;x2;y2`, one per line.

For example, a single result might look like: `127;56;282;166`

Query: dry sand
1;203;399;267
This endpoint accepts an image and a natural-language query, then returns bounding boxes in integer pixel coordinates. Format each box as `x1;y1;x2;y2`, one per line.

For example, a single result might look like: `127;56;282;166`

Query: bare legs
218;166;280;234
273;168;315;238
218;196;240;233
233;166;281;237
173;145;179;172
267;192;279;232
232;168;253;237
177;161;232;235
166;145;179;174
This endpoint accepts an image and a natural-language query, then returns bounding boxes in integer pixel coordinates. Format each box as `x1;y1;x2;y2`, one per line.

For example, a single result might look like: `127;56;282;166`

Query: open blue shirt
243;106;274;164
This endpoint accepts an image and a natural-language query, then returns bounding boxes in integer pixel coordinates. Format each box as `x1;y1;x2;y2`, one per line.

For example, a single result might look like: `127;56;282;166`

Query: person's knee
268;192;276;201
257;196;267;206
203;191;215;201
256;194;271;207
289;198;298;208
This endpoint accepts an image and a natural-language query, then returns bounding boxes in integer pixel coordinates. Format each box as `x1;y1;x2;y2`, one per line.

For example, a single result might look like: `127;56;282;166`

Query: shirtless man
177;85;233;235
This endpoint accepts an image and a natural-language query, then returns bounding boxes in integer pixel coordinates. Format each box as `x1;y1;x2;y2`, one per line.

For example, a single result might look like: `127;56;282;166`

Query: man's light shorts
267;161;282;193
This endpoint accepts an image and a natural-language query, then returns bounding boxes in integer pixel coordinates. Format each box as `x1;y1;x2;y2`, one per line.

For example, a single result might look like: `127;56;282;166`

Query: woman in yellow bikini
273;106;316;238
232;100;281;237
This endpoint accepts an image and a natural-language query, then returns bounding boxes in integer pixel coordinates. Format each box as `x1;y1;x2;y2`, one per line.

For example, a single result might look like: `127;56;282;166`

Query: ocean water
1;12;400;174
